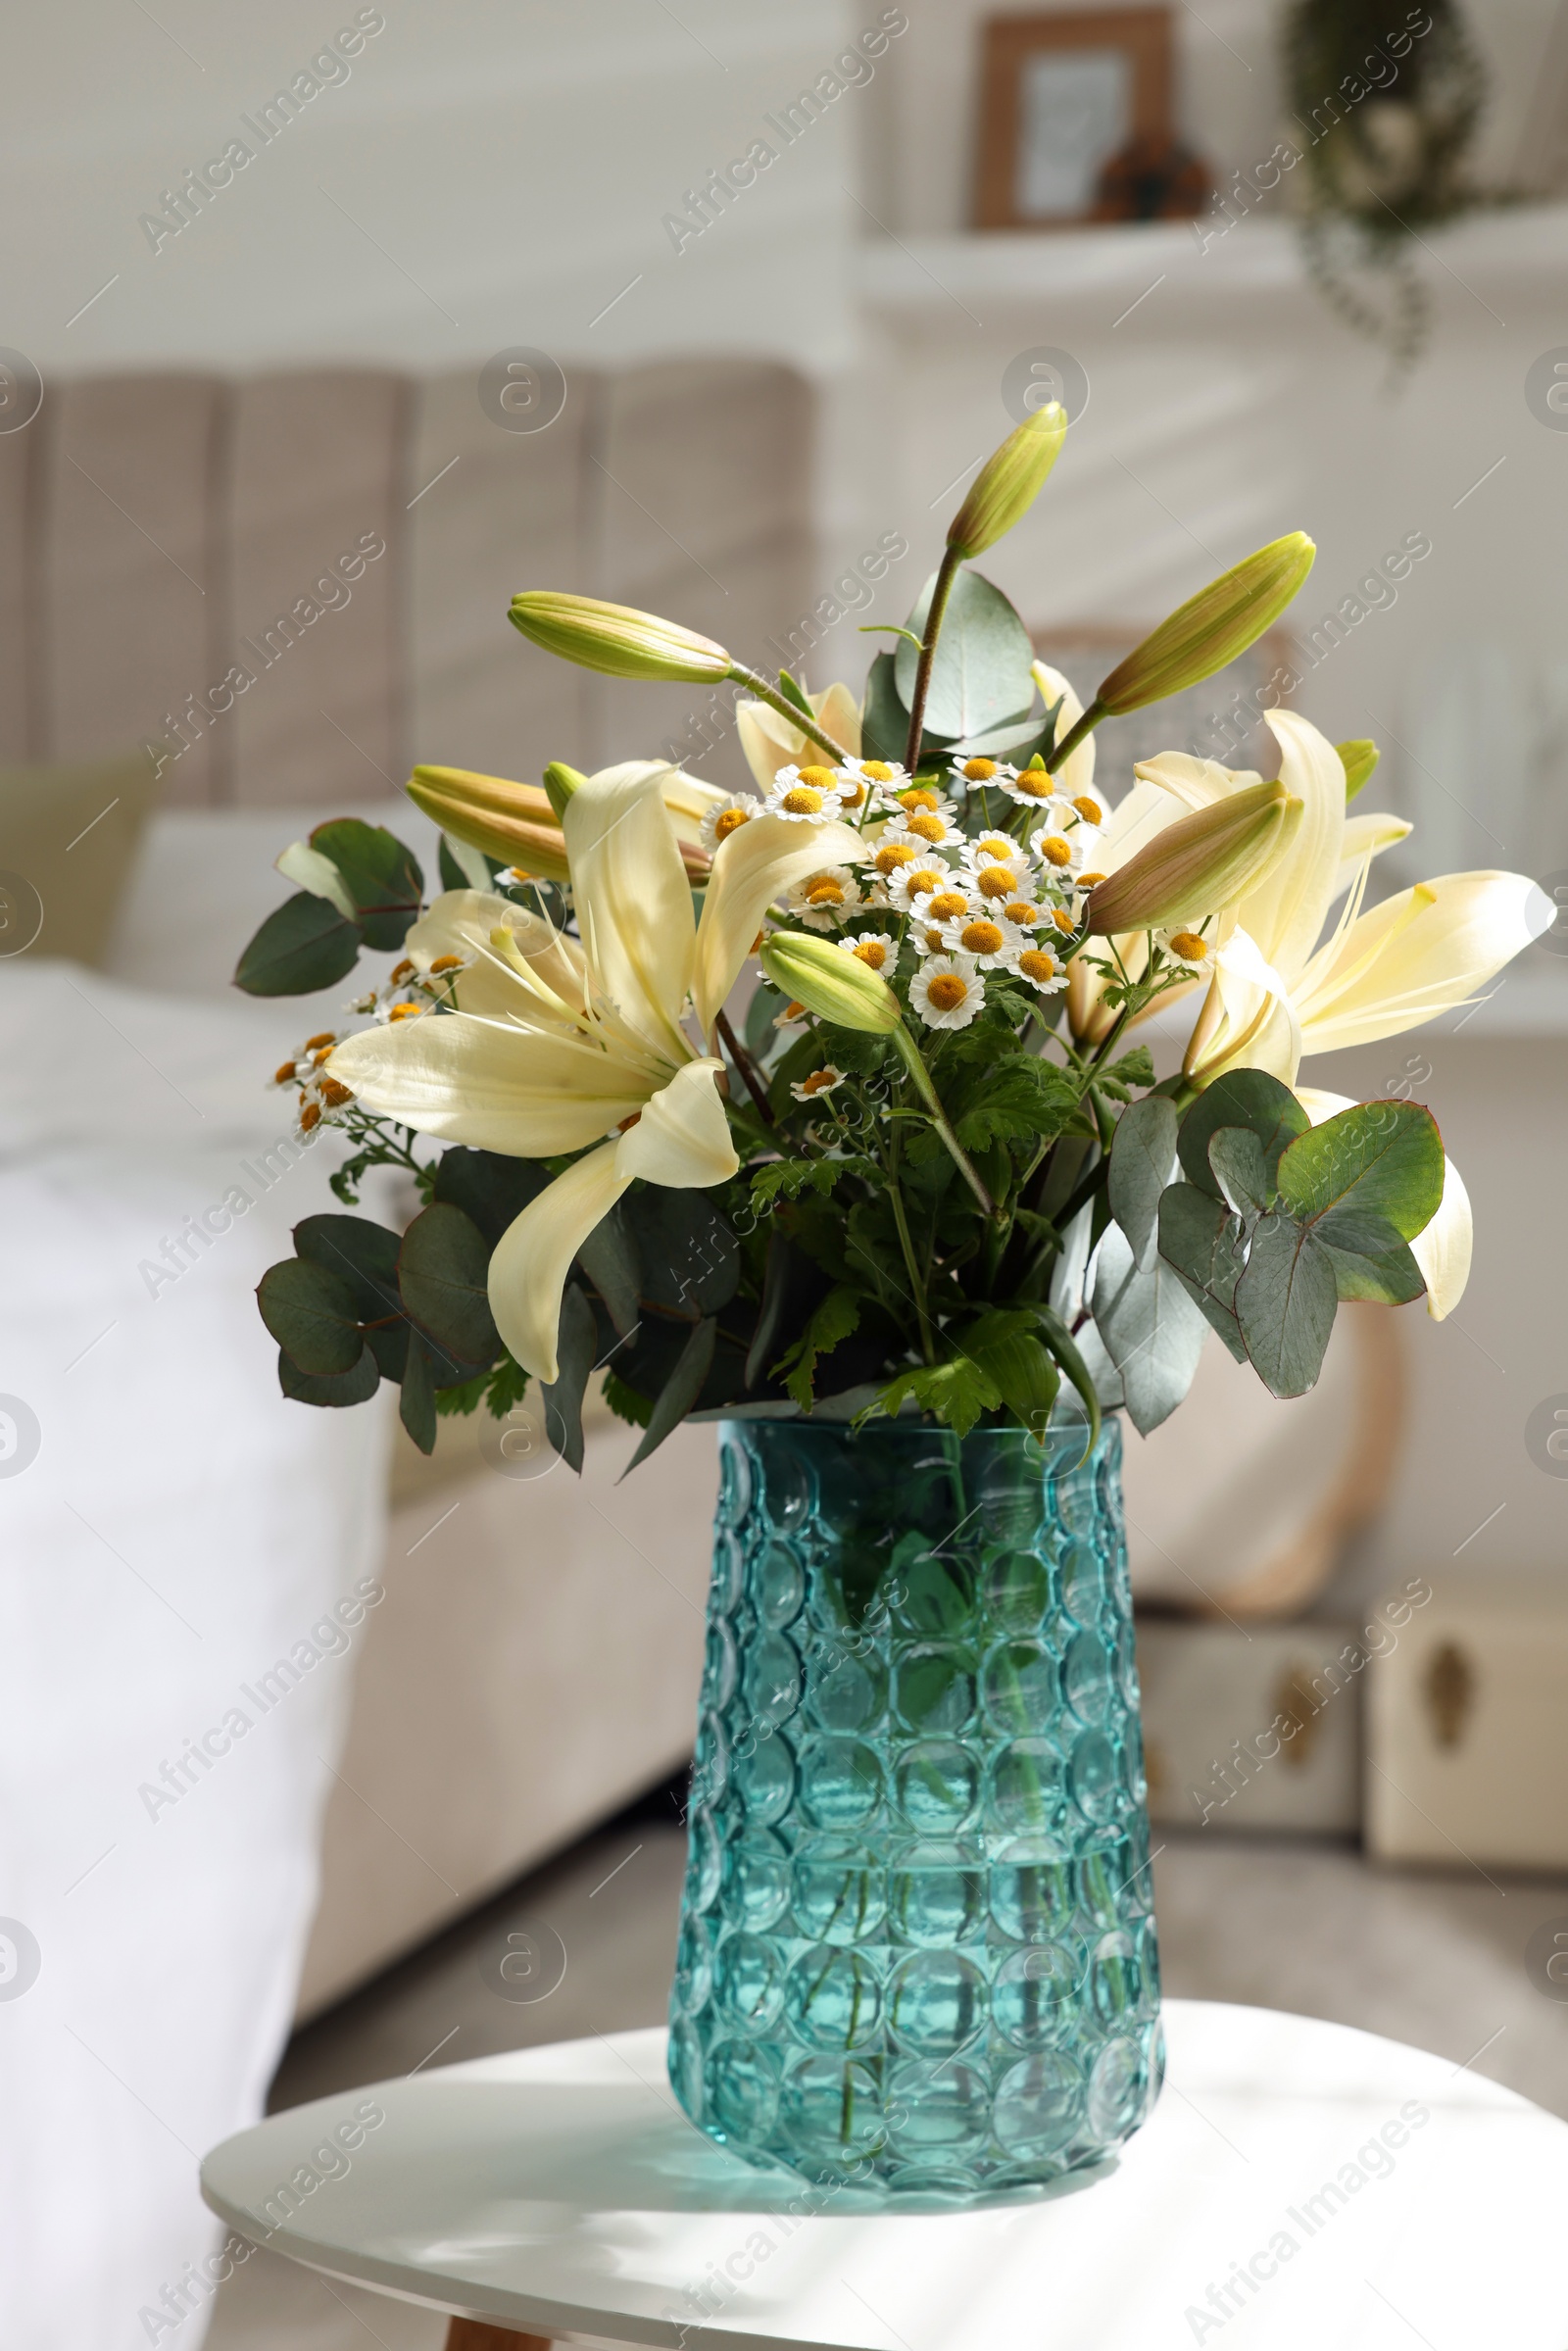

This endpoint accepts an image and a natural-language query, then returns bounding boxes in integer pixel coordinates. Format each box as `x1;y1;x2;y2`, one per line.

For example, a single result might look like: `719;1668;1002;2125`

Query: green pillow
0;754;159;967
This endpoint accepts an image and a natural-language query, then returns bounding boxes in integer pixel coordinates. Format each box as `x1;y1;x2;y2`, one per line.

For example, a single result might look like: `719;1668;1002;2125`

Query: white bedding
0;955;391;2351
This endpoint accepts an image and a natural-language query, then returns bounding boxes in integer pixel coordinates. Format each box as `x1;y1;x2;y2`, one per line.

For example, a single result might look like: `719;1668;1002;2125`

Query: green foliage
872;1354;1002;1439
893;567;1035;741
436;1351;528;1419
234;891;363;997
257;1257;364;1375
398;1202;501;1366
309;820;423;949
751;1157;851;1209
778;1286;862;1408
624;1316;718;1470
541;1284;598;1474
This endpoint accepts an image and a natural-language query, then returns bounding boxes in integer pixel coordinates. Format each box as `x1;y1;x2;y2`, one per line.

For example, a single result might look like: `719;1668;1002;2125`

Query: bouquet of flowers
238;402;1539;1469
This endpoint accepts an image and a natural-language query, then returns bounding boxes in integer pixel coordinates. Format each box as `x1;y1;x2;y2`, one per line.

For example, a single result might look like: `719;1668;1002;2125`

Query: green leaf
577;1204;641;1339
873;1356;1002;1439
1091;1222;1209;1437
626;1190;739;1316
751;1157;846;1208
775;669;815;719
603;1368;654;1429
257;1257;364;1375
860;649;910;761
1207;1126;1271;1216
1035;1305;1102;1459
276;1342;380;1406
623;1315;718;1472
1101;1046;1156;1094
1157;1182;1249;1361
1108;1096;1178;1270
1318;1210;1426;1305
309;820;424;951
952;1054;1081;1152
397;1203;500;1364
745;982;790;1057
1275;1100;1445;1242
1235;1211;1338;1398
439;833;496;893
964;1310;1060;1440
432;1148;551;1249
894;567;1036;741
233;891;363;998
779;1284;862;1409
435;1351;529;1418
295;1212;407;1378
1178;1069;1308;1200
400;1331;438;1452
541;1283;598;1473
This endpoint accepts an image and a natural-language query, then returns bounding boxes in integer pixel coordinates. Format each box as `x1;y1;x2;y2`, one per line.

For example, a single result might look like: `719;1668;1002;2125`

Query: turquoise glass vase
666;1416;1163;2194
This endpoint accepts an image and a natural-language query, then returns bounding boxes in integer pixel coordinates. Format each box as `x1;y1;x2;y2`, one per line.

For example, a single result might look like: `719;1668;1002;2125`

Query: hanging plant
1282;0;1487;366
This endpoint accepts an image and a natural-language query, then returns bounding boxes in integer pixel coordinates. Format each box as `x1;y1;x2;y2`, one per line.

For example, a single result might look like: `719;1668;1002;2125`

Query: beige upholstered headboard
0;361;813;808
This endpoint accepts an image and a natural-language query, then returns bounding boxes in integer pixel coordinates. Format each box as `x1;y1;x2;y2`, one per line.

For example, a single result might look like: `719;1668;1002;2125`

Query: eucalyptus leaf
1275;1100;1445;1242
541;1283;598;1473
894;567;1037;741
398;1203;500;1364
627;1190;739;1315
432;1149;551;1250
1207;1126;1272;1217
860;650;909;762
257;1257;364;1376
295;1213;407;1378
577;1204;642;1340
1156;1183;1249;1362
309;819;423;951
1108;1096;1178;1271
1235;1211;1338;1399
440;831;494;893
1177;1070;1308;1200
1315;1209;1427;1305
1091;1221;1209;1436
400;1332;438;1453
623;1316;718;1473
277;1342;380;1407
233;891;363;998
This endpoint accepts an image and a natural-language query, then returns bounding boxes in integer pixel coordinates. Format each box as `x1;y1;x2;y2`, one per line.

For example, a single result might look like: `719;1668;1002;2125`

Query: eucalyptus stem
726;663;847;764
891;1025;1000;1220
904;544;962;774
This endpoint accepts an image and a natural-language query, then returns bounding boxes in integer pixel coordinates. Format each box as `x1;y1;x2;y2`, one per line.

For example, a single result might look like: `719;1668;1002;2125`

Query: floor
204;1808;1568;2351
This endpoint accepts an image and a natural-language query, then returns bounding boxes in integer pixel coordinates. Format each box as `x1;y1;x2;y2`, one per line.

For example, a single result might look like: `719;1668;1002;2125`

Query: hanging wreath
1282;1;1487;366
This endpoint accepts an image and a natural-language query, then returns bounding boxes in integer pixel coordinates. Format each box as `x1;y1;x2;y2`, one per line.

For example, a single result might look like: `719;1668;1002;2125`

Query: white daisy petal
910;954;986;1029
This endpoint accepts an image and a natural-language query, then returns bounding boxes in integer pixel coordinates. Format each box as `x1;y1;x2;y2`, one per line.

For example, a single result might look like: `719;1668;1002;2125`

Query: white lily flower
738;681;860;792
1295;1086;1472;1322
328;760;861;1381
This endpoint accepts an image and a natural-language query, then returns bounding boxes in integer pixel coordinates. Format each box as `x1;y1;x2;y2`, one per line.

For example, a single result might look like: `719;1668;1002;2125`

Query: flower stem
713;1007;775;1125
1047;698;1106;775
726;663;848;764
891;1024;1000;1220
888;1167;936;1365
904;545;962;774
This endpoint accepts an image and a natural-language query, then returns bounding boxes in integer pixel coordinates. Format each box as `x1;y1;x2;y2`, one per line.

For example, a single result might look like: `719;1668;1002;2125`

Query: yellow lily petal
737;683;859;790
1295;1085;1471;1321
1032;661;1096;800
1336;810;1412;901
487;1058;738;1381
1234;709;1346;985
564;762;696;1062
692;809;864;1032
488;1141;627;1382
659;768;728;852
327;1011;654;1153
1185;928;1300;1085
1131;751;1258;813
404;890;586;1025
1296;869;1545;1055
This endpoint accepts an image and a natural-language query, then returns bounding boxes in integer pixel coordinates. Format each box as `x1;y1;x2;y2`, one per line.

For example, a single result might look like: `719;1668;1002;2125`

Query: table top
202;2002;1568;2350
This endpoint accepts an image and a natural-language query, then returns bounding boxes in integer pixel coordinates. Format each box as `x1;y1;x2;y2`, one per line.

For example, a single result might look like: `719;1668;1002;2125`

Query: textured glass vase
667;1415;1163;2195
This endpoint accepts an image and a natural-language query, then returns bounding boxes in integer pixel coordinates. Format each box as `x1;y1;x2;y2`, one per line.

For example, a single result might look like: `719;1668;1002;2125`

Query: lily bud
1337;738;1379;802
1086;779;1302;936
405;764;572;885
542;760;587;821
760;931;902;1033
510;591;732;682
1095;533;1315;716
947;403;1068;559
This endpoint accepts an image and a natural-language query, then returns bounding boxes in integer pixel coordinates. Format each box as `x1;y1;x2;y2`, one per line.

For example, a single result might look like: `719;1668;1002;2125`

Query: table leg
443;2325;551;2350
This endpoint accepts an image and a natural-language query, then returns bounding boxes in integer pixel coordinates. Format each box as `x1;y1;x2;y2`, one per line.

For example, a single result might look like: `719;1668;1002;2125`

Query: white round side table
201;2001;1568;2351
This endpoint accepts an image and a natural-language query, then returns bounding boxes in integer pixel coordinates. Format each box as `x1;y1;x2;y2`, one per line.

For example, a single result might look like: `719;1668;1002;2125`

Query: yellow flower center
959;920;1004;955
961;758;997;781
783;1000;806;1018
926;891;969;922
388;1003;424;1021
1039;835;1073;867
853;939;889;969
1019;950;1059;984
318;1077;353;1107
861;759;894;782
1015;772;1052;798
304;1031;336;1052
1073;795;1103;824
798;765;837;789
1004;900;1040;926
899;787;941;812
714;805;751;841
927;973;969;1011
1169;930;1209;961
904;865;946;900
922;928;946;952
428;953;464;973
806;878;847;906
874;842;917;875
975;836;1013;862
906;810;947;843
1051;906;1076;935
782;785;825;815
300;1101;322;1132
1078;869;1107;888
272;1059;297;1085
976;865;1015;900
801;1068;839;1096
838;779;866;807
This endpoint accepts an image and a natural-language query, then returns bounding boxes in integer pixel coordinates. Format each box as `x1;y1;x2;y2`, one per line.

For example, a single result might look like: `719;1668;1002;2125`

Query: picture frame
974;8;1179;230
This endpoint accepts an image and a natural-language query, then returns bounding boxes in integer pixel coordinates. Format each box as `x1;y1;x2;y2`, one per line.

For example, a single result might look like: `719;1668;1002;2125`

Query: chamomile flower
1011;942;1069;995
700;792;759;851
837;929;898;976
948;755;1017;793
1067;790;1105;827
969;856;1033;906
940;910;1025;969
863;833;925;885
910;881;976;931
885;804;961;852
1158;925;1214;971
836;756;908;813
1029;822;1091;878
910;955;985;1030
885;858;954;913
998;761;1057;808
790;1064;846;1103
785;865;861;930
909;921;956;957
765;763;841;821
